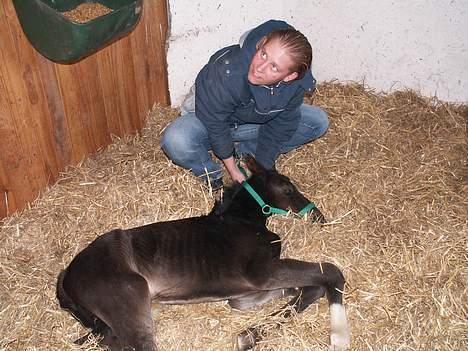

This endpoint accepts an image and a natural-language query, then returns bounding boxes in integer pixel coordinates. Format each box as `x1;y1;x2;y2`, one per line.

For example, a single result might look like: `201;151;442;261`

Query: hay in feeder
0;82;466;350
62;3;113;23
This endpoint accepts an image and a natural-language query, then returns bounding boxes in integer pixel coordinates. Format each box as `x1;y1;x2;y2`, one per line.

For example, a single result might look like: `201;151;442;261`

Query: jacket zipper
261;85;275;96
261;81;282;96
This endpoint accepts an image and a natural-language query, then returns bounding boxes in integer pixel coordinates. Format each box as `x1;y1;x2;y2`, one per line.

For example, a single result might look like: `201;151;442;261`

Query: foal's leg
74;319;112;345
237;259;350;350
91;273;157;351
58;270;116;346
275;285;326;317
228;288;296;311
228;231;284;311
236;286;325;350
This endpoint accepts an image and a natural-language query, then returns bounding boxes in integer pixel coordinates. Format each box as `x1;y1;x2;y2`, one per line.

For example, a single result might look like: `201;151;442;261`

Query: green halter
241;181;317;217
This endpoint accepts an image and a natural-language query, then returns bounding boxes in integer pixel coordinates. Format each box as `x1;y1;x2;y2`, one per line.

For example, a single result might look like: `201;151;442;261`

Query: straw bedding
0;82;466;350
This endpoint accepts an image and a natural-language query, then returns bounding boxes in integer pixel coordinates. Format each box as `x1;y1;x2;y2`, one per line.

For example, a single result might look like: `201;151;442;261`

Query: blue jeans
160;104;328;182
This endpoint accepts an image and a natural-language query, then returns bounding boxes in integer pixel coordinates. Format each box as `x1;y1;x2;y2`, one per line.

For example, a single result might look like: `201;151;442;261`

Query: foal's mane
210;180;245;216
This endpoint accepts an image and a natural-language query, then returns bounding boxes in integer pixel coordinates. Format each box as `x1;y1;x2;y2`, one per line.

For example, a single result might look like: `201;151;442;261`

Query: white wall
166;0;468;105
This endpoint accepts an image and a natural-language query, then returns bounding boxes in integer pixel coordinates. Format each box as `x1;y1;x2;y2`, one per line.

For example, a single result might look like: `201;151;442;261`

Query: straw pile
0;82;466;350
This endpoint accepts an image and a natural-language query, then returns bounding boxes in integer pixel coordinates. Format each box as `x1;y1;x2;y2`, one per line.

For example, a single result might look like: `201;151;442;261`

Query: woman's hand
223;156;246;184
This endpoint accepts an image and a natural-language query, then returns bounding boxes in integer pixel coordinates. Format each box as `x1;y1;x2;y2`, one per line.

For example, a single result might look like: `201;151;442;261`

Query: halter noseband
241;180;316;217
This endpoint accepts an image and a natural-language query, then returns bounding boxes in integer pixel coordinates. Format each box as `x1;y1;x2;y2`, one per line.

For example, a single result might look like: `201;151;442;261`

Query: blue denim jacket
195;20;316;168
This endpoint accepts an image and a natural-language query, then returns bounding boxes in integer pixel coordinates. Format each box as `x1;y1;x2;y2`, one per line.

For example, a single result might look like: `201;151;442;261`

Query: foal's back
63;213;278;305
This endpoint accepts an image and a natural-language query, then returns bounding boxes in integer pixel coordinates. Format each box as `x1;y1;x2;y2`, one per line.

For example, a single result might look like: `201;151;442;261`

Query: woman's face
248;38;298;86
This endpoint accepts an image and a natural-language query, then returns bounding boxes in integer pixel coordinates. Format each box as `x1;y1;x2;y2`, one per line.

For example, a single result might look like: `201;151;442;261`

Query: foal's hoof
330;331;350;350
236;327;258;351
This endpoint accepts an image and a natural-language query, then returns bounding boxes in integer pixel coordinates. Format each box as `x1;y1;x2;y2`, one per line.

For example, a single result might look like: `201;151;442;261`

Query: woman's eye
272;65;278;72
261;51;267;59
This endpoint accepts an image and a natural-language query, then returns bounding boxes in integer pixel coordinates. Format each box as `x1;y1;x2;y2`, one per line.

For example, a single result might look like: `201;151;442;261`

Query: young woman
161;20;328;189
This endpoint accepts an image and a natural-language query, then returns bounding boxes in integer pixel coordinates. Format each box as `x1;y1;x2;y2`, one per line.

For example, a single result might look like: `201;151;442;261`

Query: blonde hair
257;29;312;80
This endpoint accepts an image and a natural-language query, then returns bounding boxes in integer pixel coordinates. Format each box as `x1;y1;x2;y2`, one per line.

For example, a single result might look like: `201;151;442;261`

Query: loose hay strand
1;82;467;350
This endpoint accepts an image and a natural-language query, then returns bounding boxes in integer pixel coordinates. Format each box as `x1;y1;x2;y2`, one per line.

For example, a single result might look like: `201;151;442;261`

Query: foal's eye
284;185;294;196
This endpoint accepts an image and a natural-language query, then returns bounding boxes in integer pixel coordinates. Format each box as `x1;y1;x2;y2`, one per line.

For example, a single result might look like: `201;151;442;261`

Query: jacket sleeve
255;90;305;169
195;57;237;160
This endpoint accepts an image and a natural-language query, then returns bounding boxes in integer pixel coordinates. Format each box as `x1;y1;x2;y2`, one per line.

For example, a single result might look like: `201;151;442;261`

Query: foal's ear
244;155;266;174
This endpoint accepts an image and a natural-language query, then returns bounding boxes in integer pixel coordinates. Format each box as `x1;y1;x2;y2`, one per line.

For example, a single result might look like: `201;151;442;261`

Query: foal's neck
218;182;268;226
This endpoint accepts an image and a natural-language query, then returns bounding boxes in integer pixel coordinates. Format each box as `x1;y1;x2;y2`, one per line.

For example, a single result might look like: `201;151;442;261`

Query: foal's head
213;156;325;223
244;156;311;213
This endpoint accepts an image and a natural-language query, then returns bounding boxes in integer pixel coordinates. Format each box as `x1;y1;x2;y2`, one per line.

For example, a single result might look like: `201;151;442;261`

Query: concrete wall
166;0;468;105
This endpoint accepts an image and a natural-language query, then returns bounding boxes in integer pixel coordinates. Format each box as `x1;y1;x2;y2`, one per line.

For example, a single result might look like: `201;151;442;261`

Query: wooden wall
0;1;170;218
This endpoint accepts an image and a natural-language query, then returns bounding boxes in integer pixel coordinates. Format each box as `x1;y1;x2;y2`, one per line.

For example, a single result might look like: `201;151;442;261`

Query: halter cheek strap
241;181;316;217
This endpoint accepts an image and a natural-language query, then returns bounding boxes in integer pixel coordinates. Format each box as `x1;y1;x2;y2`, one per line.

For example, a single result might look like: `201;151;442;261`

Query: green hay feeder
12;0;143;64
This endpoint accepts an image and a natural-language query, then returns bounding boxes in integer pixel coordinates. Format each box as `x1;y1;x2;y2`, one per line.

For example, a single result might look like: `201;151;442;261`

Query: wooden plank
74;54;111;152
144;0;170;105
96;45;125;137
9;0;62;188
0;1;48;211
20;44;69;186
4;1;62;179
113;35;141;133
54;63;93;164
129;17;152;121
130;5;154;120
130;0;170;123
35;54;73;168
0;61;19;217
